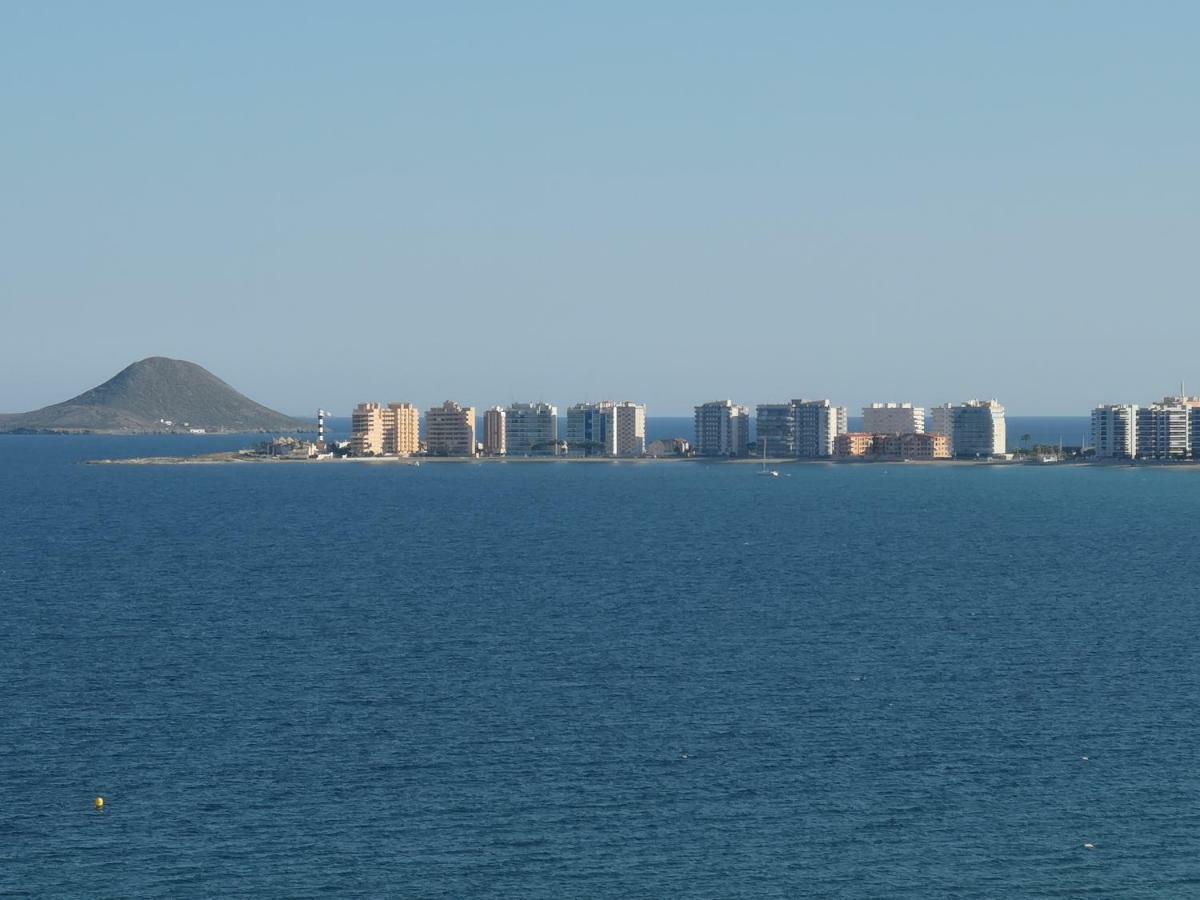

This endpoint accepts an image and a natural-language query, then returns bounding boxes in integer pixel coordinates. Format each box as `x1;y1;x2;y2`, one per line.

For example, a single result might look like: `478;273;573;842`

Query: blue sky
2;2;1197;415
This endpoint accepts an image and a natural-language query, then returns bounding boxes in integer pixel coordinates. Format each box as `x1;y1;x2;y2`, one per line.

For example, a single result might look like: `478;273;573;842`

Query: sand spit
84;452;1048;467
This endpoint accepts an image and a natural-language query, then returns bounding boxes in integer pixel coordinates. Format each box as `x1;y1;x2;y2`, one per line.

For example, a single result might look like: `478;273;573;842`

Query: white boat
757;441;779;477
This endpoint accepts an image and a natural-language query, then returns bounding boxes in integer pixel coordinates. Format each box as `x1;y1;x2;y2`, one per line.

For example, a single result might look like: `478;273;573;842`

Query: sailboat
757;440;779;477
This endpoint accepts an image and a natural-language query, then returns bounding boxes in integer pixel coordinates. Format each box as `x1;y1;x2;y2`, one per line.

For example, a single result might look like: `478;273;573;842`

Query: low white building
646;437;690;457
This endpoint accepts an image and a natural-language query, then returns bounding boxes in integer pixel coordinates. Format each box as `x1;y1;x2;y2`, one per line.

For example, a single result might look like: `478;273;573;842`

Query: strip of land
87;452;1083;467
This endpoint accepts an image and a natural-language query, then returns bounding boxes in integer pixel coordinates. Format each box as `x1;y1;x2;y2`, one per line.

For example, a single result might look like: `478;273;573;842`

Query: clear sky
2;2;1197;416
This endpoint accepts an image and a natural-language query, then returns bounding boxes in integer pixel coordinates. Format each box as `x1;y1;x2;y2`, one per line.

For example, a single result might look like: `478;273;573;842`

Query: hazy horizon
0;353;1167;421
3;3;1197;416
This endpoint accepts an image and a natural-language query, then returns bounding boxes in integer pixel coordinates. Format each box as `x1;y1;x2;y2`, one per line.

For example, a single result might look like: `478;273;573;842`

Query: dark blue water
3;435;1199;898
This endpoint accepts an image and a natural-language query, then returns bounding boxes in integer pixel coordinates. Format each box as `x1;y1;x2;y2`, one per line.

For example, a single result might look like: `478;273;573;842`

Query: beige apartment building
833;432;950;459
833;432;876;457
427;400;477;456
385;403;420;455
351;402;386;456
351;401;420;456
881;432;950;459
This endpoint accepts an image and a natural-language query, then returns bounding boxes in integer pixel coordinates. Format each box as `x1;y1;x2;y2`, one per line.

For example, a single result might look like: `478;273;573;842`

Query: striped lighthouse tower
317;409;327;446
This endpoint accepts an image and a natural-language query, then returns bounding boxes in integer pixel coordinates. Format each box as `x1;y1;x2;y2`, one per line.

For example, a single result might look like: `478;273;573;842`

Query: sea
3;431;1200;898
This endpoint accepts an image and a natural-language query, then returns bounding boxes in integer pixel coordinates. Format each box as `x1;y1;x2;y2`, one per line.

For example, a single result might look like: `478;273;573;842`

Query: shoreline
83;452;1131;468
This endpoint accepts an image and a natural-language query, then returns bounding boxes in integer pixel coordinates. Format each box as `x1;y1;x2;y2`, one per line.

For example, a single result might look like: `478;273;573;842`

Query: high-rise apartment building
794;400;847;458
694;400;751;457
1135;402;1190;459
351;401;420;456
1091;404;1137;459
505;402;558;455
931;400;1006;457
863;402;925;435
1090;393;1200;460
755;404;795;457
426;401;476;456
351;402;386;456
1162;394;1200;459
384;403;420;456
567;403;615;456
566;401;646;457
753;399;846;458
614;401;646;457
483;406;506;455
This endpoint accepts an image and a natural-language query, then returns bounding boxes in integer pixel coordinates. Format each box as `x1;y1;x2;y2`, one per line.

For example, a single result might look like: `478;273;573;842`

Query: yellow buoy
94;796;105;810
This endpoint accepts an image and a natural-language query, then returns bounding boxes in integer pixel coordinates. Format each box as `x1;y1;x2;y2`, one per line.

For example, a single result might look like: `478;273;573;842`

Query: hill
0;357;311;434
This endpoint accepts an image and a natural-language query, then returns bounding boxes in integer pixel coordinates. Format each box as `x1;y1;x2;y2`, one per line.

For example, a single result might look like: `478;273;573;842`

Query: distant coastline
2;426;314;436
86;451;1119;468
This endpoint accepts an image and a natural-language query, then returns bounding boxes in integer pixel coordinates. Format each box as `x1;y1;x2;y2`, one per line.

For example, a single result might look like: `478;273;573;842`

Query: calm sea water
3;434;1199;898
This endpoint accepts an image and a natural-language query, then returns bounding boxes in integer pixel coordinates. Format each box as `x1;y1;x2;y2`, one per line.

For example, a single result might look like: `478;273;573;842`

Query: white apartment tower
752;399;846;458
505;402;558;455
755;404;795;457
567;403;615;456
694;400;751;457
1091;404;1137;459
1135;402;1190;459
793;400;847;458
566;401;646;457
613;401;647;457
863;402;925;435
932;400;1006;457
